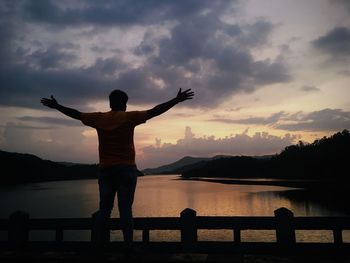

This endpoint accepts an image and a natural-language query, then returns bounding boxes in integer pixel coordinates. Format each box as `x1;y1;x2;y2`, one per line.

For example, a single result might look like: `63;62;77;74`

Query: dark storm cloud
0;0;291;109
133;14;290;106
22;0;231;27
0;13;127;110
237;20;274;47
312;27;350;57
0;64;113;109
0;20;18;67
91;57;128;76
0;46;148;109
28;43;79;69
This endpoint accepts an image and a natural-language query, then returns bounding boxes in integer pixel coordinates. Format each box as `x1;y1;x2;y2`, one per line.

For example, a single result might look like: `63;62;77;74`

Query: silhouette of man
41;88;194;249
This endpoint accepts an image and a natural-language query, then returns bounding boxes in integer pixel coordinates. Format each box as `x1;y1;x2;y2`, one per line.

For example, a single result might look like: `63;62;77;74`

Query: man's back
81;111;148;166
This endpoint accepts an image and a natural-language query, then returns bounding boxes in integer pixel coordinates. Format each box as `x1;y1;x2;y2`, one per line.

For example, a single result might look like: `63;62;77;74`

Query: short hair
109;89;128;109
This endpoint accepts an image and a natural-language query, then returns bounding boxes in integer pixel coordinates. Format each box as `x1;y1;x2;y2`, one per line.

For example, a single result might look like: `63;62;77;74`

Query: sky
0;0;350;169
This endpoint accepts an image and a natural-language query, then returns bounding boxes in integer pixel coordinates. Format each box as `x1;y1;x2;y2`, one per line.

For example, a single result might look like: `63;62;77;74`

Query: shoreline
177;176;350;192
177;177;324;189
1;174;348;192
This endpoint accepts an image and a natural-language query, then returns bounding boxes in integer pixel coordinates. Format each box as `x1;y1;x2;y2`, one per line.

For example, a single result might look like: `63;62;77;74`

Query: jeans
96;164;138;244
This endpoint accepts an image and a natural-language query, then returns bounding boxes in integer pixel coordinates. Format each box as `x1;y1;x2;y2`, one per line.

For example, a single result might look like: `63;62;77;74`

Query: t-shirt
81;110;148;167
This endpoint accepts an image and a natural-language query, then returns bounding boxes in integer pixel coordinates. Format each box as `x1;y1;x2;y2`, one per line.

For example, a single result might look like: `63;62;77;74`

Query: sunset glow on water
1;175;348;243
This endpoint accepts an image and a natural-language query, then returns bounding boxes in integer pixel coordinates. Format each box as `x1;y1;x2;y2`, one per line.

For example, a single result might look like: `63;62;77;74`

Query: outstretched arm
147;88;194;120
41;96;82;120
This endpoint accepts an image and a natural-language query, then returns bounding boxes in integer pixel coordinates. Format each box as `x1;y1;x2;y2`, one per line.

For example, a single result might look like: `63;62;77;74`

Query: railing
1;207;350;255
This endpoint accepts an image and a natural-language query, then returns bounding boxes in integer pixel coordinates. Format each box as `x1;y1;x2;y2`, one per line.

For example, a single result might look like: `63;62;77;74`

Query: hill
0;150;98;185
182;130;350;180
142;154;274;175
142;155;231;175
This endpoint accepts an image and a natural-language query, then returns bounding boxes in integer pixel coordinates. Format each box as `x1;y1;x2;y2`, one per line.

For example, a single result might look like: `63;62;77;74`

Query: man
41;88;194;248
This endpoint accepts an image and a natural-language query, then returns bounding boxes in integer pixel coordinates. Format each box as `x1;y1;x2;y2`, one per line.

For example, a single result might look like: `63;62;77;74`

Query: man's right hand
41;95;59;109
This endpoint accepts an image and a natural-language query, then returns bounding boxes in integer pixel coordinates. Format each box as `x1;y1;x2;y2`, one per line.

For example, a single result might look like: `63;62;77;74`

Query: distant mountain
142;155;231;175
181;130;350;180
251;155;275;160
142;156;210;175
58;161;83;167
0;150;98;185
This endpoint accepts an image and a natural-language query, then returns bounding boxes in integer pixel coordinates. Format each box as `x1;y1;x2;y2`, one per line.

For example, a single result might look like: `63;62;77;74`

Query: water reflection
0;175;349;242
2;175;348;218
134;176;298;217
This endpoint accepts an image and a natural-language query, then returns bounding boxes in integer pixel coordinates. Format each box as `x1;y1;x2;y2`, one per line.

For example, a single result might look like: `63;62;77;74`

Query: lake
0;175;349;242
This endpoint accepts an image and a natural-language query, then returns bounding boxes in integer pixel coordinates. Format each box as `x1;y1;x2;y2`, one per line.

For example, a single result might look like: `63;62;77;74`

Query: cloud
0;64;112;109
337;69;350;76
300;85;320;93
132;15;290;107
208;111;287;125
276;108;350;132
332;0;350;12
140;126;298;168
312;27;350;58
17;116;82;127
28;42;79;69
0;122;54;130
0;1;292;110
91;56;128;76
226;107;244;112
208;108;350;132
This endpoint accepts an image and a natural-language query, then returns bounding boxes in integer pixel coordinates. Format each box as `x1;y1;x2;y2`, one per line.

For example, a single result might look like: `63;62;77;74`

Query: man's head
109;89;128;111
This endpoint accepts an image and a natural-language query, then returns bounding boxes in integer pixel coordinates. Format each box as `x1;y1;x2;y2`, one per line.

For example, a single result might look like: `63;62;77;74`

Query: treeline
0;150;98;185
182;130;350;180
